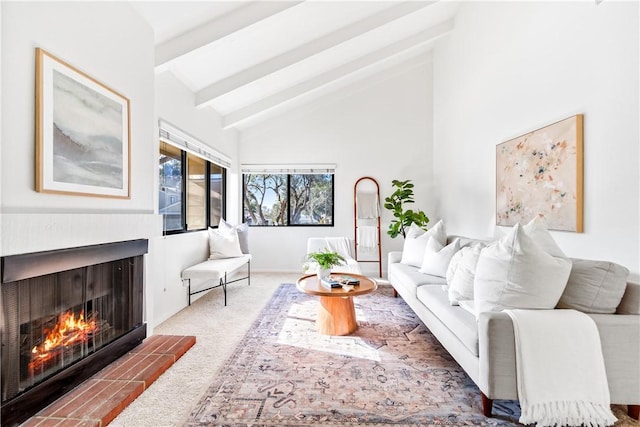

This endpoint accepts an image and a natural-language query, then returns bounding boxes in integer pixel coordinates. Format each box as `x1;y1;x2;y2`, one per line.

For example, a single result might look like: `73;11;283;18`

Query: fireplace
1;239;148;426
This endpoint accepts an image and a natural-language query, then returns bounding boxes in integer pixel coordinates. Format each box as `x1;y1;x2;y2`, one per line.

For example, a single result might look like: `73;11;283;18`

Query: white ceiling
131;1;458;131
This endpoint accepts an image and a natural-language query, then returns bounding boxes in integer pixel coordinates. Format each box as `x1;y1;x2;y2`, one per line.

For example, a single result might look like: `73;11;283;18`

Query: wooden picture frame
496;114;583;232
35;48;131;198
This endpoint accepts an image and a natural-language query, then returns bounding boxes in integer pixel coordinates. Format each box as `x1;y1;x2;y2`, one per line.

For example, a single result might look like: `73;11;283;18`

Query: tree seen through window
243;173;334;226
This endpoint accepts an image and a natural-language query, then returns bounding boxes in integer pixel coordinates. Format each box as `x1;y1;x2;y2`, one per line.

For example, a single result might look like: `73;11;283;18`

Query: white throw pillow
419;237;460;277
219;219;250;254
473;223;571;319
209;228;243;260
447;244;483;305
425;220;447;246
522;216;566;258
445;247;464;286
400;220;447;267
400;231;430;267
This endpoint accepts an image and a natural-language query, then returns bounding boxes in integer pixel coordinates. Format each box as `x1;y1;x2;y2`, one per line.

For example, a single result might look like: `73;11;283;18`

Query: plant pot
317;267;330;280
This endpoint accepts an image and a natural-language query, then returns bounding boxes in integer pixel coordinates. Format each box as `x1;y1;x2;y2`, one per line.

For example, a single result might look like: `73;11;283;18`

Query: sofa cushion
417;285;479;356
400;220;446;267
474;223;571;319
447;244;483;305
617;282;640;315
419;237;460;277
388;262;445;297
556;259;629;314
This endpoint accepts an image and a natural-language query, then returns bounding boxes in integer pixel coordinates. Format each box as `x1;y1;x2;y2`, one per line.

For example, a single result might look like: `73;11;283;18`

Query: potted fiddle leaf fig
305;250;346;279
384;179;430;239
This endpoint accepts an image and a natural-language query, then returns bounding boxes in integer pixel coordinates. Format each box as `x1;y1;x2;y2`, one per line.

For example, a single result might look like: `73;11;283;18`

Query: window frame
160;144;227;236
207;161;226;228
242;172;335;227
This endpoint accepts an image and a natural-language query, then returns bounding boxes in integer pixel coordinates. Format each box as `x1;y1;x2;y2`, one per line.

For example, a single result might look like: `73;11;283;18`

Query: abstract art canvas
36;48;130;198
496;114;583;232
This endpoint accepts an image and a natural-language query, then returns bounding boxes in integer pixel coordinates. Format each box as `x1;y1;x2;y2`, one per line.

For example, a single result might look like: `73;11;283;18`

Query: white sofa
388;234;640;419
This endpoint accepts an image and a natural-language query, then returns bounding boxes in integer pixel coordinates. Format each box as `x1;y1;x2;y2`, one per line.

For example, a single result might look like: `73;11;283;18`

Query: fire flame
29;310;99;370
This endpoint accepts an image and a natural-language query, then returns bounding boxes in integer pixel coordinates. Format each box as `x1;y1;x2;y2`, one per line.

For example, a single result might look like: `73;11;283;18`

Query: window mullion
205;162;211;228
181;150;187;231
286;174;291;226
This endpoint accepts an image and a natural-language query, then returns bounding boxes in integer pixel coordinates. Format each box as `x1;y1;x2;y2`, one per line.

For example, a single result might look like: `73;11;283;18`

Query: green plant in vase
305;250;346;279
384;179;430;238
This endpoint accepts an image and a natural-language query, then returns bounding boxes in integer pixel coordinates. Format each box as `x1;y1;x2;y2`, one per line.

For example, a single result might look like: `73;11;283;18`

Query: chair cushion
209;228;244;260
219;219;250;254
181;255;251;280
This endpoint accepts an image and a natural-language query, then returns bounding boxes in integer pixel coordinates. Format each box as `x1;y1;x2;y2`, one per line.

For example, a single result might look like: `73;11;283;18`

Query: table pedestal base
317;295;357;336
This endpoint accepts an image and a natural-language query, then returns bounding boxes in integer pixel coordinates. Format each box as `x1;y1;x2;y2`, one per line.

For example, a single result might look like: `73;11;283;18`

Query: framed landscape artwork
496;114;583;232
35;48;131;198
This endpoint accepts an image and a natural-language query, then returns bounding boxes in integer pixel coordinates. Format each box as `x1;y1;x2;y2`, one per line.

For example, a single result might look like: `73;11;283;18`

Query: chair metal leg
222;273;227;306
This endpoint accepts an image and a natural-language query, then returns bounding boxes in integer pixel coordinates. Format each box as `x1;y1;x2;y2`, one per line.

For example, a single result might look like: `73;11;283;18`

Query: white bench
181;255;251;306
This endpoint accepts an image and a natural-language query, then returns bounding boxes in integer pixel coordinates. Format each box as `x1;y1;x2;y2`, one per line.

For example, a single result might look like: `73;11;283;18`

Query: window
209;163;224;226
159;141;227;234
243;173;334;226
186;154;206;230
159;142;183;232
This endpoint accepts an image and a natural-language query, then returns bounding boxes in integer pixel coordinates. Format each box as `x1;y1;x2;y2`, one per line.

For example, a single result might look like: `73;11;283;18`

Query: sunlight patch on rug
277;300;382;361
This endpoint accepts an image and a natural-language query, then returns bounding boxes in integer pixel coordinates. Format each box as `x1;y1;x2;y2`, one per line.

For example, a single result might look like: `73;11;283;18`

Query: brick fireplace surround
22;334;195;426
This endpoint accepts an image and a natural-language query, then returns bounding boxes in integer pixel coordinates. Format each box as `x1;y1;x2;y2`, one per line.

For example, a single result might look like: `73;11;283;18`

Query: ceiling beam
155;1;302;71
195;1;437;108
221;20;454;130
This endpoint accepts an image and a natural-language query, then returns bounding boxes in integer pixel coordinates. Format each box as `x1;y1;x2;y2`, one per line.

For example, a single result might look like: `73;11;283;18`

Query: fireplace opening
1;239;148;426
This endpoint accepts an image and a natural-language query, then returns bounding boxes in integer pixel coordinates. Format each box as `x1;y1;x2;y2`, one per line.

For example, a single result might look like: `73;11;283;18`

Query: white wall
1;1;155;216
433;1;639;281
0;1;159;253
0;3;242;332
239;57;435;275
151;71;240;326
0;2;161;326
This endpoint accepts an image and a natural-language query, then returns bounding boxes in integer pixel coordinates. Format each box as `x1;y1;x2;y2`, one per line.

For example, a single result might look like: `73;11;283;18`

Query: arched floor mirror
353;176;382;277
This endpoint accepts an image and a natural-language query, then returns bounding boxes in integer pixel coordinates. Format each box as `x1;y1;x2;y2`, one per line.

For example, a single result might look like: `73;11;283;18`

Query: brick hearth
22;335;196;427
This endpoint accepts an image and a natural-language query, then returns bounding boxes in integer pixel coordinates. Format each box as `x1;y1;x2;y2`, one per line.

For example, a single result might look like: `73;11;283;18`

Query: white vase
317;267;330;280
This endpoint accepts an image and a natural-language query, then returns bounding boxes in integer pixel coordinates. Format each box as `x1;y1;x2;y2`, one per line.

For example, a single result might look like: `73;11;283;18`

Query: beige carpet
110;272;639;427
110;272;297;426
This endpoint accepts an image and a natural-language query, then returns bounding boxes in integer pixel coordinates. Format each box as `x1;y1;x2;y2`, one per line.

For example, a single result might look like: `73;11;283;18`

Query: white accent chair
306;237;361;275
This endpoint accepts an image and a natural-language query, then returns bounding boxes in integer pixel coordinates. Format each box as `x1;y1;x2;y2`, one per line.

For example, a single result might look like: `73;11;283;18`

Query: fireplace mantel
2;238;148;282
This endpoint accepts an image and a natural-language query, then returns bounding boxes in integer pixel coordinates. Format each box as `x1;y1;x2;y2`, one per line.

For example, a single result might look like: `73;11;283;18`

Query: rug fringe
520;400;617;427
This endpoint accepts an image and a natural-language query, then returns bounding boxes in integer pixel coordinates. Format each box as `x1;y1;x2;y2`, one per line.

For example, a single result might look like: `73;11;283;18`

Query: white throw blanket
356;191;380;219
357;226;378;249
324;237;352;259
505;309;616;427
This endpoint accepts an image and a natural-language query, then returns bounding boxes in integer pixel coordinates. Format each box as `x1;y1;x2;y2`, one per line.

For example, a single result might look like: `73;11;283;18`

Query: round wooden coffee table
296;272;377;336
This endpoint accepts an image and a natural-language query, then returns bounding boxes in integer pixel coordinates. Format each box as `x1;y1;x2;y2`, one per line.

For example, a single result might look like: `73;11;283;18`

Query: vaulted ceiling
132;1;458;131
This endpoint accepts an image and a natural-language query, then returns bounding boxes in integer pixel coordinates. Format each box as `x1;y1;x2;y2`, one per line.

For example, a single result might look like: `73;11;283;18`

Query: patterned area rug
187;283;523;426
